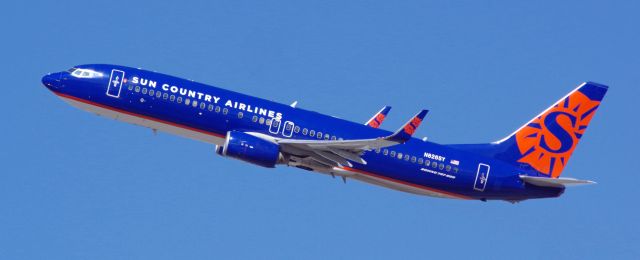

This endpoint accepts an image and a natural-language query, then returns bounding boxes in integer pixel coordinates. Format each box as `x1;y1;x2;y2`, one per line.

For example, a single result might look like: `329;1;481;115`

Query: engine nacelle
216;131;281;168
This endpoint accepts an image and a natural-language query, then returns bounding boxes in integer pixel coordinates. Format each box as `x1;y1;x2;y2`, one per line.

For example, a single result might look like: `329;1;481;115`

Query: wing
272;109;428;168
364;106;392;128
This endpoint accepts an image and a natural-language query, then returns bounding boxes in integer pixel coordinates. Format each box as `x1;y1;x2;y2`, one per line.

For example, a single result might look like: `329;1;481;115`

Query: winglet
365;106;392;128
386;110;428;143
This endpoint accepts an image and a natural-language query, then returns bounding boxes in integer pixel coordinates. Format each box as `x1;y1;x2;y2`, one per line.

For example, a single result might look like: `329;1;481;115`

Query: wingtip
417;109;429;120
386;109;430;143
381;106;392;115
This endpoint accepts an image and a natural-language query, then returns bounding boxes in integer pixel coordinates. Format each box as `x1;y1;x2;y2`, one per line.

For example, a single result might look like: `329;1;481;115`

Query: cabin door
473;163;490;191
106;69;125;98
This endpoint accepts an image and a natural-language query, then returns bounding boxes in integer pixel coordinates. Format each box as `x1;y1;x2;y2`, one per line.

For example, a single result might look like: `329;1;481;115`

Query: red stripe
55;93;226;139
341;166;473;200
56;93;472;200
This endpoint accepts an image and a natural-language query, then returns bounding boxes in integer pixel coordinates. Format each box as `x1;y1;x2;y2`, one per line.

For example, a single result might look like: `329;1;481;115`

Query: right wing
274;109;429;168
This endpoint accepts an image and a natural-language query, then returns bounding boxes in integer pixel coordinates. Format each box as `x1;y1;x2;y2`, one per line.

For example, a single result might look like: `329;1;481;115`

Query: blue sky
1;1;638;259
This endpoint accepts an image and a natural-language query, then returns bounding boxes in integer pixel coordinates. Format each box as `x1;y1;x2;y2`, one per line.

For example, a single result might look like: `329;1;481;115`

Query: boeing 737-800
42;64;608;202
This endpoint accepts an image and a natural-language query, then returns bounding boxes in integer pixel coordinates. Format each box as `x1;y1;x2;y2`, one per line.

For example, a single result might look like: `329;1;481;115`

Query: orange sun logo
515;91;601;178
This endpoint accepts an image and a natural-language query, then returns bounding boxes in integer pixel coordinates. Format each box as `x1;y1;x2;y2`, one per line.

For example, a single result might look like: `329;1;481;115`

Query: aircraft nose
42;73;62;90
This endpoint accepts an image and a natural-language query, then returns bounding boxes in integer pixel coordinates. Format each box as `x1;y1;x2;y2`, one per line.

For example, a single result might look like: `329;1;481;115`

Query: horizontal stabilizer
520;175;596;188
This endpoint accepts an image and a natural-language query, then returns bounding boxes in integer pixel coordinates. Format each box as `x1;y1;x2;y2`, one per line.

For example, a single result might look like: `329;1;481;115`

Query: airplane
41;64;608;202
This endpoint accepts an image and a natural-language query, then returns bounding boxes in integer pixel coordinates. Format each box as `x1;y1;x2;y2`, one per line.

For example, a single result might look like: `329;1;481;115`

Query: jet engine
215;131;282;168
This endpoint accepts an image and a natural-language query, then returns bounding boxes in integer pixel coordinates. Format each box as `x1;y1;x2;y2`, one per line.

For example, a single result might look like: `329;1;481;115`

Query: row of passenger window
128;85;457;172
374;148;459;173
128;85;345;141
129;85;230;113
129;86;293;130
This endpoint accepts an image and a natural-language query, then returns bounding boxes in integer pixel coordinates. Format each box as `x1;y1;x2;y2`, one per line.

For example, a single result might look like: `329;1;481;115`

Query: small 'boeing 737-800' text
42;64;608;202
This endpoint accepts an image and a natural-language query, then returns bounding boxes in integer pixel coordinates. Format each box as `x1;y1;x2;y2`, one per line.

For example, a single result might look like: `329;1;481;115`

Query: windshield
69;68;103;78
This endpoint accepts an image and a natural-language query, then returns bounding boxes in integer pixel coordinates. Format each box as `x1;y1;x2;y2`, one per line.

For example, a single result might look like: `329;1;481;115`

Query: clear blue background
1;1;637;259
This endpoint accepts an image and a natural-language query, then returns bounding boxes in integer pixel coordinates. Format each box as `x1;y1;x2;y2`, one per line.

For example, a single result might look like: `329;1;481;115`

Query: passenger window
404;155;410;161
317;132;323;139
453;167;459;173
324;134;330;140
259;117;265;124
431;162;437;168
383;149;389;155
417;158;423;164
149;89;154;96
200;103;205;109
135;86;140;92
177;97;183;103
252;115;258;122
156;91;162;98
266;119;271;126
185;98;190;105
309;130;315;136
294;126;300;133
238;112;243;118
375;148;381;153
302;128;308;135
439;163;444;170
411;156;417;163
142;88;147;94
222;108;228;115
390;151;396;157
192;100;198;107
163;93;168;99
331;136;337;140
128;85;133;91
397;153;403;160
446;165;451;172
215;106;221;113
208;104;214;111
170;95;175;101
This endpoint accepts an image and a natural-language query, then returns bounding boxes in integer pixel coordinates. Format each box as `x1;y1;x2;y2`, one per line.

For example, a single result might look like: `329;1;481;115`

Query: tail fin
450;82;608;178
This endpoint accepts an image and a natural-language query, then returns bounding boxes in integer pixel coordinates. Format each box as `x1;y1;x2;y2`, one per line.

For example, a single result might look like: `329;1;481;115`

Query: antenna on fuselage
290;101;298;108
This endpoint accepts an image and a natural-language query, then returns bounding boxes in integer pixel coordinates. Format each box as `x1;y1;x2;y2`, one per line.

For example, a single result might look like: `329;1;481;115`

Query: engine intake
216;131;281;168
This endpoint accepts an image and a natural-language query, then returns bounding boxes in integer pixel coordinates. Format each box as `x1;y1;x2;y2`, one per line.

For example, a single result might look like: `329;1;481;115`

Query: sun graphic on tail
515;91;601;178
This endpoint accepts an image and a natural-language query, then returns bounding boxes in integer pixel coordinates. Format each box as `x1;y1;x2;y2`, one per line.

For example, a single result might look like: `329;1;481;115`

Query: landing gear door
106;69;125;98
474;163;490;192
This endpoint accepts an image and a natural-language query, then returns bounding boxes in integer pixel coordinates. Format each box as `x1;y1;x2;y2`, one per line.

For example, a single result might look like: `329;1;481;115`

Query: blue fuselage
42;64;564;201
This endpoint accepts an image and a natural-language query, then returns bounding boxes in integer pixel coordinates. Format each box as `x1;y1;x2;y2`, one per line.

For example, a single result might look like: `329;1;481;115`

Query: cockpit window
70;68;103;78
67;68;77;73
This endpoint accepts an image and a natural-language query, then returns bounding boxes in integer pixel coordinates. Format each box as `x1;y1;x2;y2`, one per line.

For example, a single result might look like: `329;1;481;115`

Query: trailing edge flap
519;175;596;188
